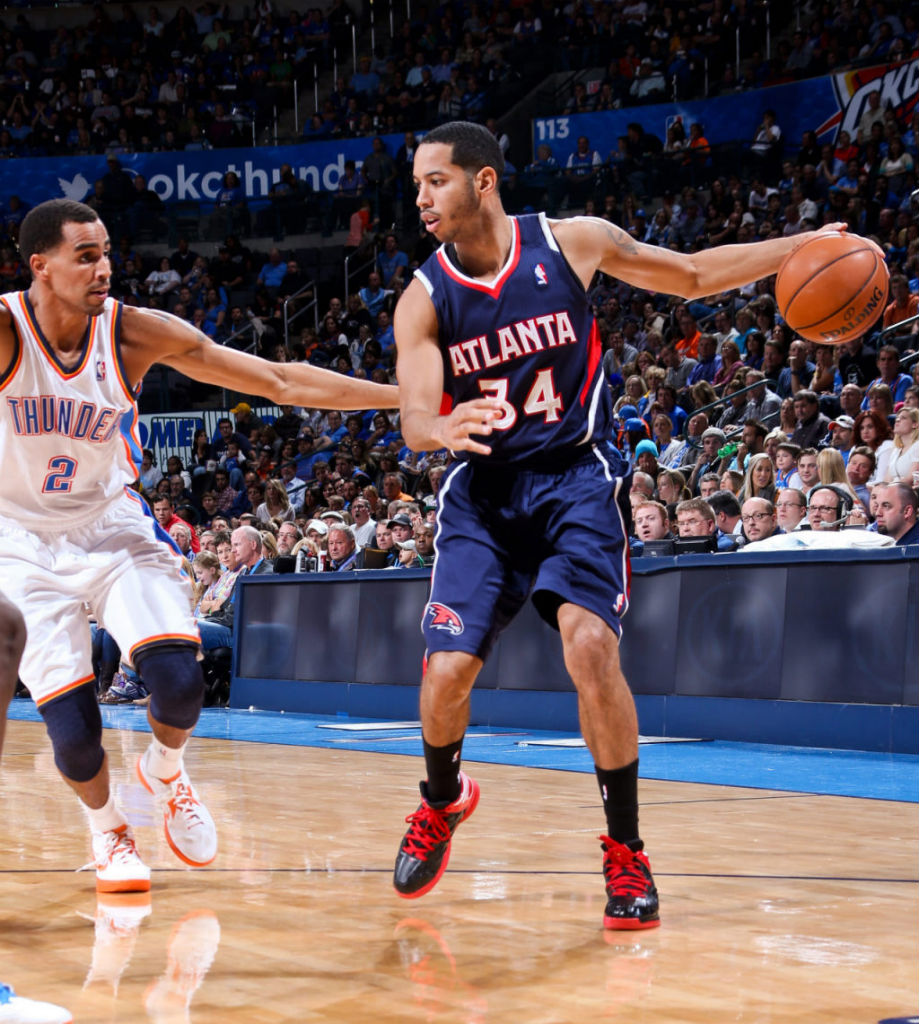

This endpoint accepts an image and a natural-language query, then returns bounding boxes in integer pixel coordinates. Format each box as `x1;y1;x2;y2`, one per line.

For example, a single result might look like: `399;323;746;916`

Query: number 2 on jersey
43;456;78;493
479;368;563;430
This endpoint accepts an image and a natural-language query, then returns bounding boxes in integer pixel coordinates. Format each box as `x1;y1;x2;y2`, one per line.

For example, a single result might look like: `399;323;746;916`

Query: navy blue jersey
414;212;612;465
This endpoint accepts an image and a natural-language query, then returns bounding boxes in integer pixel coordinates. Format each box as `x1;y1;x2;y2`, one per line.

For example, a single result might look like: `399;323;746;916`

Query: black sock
423;736;463;805
596;760;642;850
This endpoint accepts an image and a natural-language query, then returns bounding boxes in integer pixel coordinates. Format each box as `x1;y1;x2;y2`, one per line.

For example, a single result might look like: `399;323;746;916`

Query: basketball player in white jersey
0;199;398;894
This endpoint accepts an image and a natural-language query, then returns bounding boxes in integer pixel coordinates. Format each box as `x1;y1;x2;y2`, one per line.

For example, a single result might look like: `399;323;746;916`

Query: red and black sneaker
600;835;660;930
393;772;480;899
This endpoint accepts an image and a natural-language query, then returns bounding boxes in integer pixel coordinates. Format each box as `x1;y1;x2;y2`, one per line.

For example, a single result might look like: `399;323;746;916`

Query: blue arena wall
230;546;919;754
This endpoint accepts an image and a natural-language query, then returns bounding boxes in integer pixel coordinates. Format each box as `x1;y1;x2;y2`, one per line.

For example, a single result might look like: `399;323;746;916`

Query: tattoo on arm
603;222;639;255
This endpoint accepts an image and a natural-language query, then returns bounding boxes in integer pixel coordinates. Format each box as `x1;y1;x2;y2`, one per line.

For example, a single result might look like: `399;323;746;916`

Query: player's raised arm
121;305;399;411
394;278;501;455
552;216;849;301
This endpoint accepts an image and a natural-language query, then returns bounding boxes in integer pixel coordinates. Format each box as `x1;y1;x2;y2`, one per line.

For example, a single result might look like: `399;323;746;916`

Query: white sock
145;738;186;781
85;793;127;835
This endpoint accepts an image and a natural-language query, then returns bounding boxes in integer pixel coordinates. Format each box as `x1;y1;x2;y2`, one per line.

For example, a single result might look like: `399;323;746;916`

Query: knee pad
135;645;204;730
40;685;104;783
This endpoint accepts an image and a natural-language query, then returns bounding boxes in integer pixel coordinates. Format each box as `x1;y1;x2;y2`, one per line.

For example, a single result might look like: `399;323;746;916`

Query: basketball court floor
1;702;916;1023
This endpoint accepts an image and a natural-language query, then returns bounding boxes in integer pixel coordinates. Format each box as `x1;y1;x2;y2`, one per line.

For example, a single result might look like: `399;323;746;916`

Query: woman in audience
865;382;895;423
712;339;743;391
139;448;163;493
189;428;216;476
720;469;744;494
635;351;656;377
816;448;859;504
740;452;777;503
689;380;718;411
743;330;765;370
882;407;919;483
764;428;788;466
260;531;279;561
145;256;181;297
853;409;894;480
652;412;683;469
808;343;837;394
615;374;646;416
656;469;690;505
779;397;797;435
197;542;240;622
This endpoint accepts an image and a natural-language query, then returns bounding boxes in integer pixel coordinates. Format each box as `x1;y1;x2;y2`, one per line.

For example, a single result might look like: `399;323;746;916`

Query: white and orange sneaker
136;751;217;867
0;982;72;1023
90;825;151;894
81;892;152;995
144;910;221;1022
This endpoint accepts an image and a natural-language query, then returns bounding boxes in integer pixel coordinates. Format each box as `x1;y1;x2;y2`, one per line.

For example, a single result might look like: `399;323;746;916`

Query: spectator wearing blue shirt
359;271;392;318
209;170;248;237
349;55;380;98
294;431;325;480
377;233;410;290
687;333;722;385
861;346;913;409
655;384;688;435
777;340;815;399
257;248;288;294
375;309;395;355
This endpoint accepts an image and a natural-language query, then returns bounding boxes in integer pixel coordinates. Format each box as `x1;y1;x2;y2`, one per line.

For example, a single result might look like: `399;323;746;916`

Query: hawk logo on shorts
427;602;464;635
534;263;548;287
613;592;626;614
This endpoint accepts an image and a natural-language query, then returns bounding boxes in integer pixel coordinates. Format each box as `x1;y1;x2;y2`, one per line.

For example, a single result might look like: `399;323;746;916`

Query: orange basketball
774;232;889;345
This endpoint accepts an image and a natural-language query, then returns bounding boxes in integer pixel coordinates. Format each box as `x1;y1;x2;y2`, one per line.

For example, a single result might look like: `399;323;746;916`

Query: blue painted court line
7;702;918;803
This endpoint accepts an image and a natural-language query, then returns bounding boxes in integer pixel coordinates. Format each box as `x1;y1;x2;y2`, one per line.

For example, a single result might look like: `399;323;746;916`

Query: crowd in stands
0;0;915;162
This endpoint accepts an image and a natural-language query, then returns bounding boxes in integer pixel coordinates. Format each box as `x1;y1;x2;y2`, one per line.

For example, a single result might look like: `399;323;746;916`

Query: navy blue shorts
422;442;632;661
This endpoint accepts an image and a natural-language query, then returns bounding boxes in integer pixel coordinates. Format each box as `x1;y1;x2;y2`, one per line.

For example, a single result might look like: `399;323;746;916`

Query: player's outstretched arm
553;216;850;301
394;280;501;455
121;306;399;411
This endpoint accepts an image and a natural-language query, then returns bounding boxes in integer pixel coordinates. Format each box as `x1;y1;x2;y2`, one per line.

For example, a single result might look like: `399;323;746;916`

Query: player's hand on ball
441;398;504;455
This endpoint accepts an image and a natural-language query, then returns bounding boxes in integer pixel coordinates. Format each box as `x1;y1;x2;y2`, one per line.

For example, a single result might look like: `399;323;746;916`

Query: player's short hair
419;121;505;180
19;199;99;263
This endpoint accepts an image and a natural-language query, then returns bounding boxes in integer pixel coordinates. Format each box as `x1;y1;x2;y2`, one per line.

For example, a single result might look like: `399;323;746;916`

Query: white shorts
0;490;199;707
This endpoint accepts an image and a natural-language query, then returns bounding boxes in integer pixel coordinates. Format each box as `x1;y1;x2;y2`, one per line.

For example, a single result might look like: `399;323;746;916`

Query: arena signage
0;133;407;209
532;57;916;163
820;60;919;140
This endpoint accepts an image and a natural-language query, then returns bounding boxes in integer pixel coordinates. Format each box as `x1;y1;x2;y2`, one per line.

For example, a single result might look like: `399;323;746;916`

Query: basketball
774;232;889;345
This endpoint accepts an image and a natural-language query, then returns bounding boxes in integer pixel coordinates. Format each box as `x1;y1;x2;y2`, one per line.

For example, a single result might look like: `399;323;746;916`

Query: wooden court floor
0;720;915;1023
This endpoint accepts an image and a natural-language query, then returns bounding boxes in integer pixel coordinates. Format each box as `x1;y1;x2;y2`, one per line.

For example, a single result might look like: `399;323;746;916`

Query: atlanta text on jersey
447;310;579;378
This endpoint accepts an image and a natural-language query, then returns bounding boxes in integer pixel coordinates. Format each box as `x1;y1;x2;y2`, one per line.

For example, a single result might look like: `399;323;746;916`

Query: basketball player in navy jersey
392;122;845;929
0;199;397;896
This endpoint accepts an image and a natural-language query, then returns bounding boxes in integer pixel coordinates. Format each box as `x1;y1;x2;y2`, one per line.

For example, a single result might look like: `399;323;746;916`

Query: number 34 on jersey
447;310;577;429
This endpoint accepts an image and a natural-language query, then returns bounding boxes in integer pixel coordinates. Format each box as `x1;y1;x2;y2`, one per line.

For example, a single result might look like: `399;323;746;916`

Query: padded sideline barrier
231;546;919;753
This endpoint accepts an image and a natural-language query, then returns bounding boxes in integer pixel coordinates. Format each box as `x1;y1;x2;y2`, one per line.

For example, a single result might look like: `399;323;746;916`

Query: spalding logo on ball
775;232;889;345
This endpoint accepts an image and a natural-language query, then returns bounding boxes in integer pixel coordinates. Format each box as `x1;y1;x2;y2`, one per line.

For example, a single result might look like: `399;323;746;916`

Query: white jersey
0;291;140;530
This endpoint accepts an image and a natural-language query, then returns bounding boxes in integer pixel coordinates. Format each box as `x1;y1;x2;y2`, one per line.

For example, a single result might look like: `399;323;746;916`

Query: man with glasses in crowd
774;488;808;532
739;497;778;544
